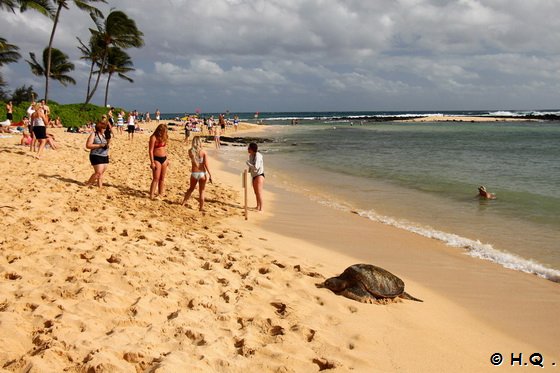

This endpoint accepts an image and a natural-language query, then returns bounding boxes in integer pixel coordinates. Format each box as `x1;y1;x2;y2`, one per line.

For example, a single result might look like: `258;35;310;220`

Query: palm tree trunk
85;60;96;102
45;2;63;103
85;51;107;104
104;72;112;107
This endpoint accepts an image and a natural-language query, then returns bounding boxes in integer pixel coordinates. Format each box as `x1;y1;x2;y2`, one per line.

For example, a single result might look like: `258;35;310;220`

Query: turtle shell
338;264;405;299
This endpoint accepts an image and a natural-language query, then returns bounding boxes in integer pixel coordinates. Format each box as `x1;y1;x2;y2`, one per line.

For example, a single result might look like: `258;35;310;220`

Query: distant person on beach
149;123;169;199
107;107;115;137
5;101;13;121
127;111;136;140
20;130;32;146
155;108;161;123
233;115;239;131
182;136;212;212
85;120;110;187
116;110;125;135
184;121;191;143
477;185;496;199
40;99;50;121
246;142;265;211
219;113;226;132
31;103;49;159
213;123;221;149
101;114;112;145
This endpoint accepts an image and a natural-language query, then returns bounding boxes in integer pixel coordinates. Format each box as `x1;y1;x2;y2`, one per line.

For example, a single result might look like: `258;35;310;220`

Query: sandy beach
1;121;559;372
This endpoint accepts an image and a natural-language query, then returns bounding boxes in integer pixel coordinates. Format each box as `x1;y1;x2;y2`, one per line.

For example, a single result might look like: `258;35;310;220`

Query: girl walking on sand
246;142;265;211
85;120;110;187
148;123;170;199
127;111;136;140
182;136;212;211
30;103;49;159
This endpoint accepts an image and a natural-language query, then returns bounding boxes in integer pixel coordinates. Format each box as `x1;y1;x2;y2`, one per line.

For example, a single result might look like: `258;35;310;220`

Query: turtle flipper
400;292;423;302
340;285;378;304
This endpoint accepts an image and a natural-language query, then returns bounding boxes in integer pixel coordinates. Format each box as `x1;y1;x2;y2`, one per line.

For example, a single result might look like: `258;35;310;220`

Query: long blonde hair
153;123;168;143
190;136;203;166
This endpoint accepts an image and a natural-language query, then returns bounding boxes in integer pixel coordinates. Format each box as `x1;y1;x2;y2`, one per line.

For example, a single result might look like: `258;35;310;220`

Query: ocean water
218;115;560;282
162;109;560;122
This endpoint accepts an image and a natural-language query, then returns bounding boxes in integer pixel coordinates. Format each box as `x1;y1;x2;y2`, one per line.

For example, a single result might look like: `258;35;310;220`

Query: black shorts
7;113;13;121
127;125;135;133
105;128;112;140
90;153;109;165
33;126;47;140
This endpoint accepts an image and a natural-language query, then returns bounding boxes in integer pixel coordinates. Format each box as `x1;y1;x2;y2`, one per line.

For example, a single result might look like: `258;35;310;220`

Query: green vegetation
1;101;119;127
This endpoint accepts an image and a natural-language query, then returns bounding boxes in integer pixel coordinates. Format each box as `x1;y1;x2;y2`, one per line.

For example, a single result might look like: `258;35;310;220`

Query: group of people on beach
24;99;58;159
84;116;265;213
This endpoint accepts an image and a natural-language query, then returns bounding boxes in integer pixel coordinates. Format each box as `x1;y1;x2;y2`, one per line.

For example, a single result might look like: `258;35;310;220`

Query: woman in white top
30;103;49;159
246;142;265;211
117;110;125;135
127;111;136;140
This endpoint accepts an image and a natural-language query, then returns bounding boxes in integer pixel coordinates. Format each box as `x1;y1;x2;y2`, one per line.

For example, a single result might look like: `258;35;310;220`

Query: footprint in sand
312;358;338;371
270;302;288;317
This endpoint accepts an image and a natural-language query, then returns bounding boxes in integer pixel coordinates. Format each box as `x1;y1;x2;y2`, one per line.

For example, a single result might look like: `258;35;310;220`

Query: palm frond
0;37;21;65
26;52;45;76
18;0;55;17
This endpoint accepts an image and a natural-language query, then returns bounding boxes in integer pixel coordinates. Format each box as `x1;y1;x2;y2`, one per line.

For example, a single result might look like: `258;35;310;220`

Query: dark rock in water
525;114;560;121
220;136;274;143
200;136;273;144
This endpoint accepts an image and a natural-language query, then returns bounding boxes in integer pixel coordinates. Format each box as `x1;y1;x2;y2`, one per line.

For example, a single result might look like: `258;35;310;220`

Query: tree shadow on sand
39;173;147;198
0;148;28;156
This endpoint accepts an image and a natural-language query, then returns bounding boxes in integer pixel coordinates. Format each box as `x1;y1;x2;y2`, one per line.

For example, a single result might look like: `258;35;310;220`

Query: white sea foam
357;208;560;282
486;110;560;117
313;197;560;282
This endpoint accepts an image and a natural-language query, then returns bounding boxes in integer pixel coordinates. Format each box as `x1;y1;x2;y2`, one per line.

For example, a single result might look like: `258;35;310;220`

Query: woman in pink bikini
182;136;212;211
148;123;169;199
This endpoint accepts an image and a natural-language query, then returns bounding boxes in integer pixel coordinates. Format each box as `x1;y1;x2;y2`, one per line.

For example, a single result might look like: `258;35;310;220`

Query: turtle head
324;277;348;292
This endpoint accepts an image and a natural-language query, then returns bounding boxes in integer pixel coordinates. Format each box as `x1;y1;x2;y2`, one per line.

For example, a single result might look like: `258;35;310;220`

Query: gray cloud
1;0;560;112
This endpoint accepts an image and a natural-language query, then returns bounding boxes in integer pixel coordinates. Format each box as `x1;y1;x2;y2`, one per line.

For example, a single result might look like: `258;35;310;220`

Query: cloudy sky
2;0;560;113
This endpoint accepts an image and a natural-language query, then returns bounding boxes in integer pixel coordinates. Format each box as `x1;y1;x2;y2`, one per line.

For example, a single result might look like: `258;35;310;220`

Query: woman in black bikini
149;123;169;199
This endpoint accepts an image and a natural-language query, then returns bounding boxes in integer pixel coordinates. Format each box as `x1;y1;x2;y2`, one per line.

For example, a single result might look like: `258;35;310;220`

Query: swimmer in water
477;185;496;199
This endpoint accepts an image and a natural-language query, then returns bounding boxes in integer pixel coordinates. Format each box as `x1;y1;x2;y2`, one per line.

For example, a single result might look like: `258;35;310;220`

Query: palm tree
0;37;21;66
0;1;52;99
77;32;104;102
27;47;76;89
44;0;106;102
0;0;53;15
84;9;144;104
0;37;21;97
103;46;134;107
85;10;144;104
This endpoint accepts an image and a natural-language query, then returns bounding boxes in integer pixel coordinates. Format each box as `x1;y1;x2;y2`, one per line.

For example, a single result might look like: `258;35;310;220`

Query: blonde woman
181;136;212;211
30;103;49;159
149;123;169;199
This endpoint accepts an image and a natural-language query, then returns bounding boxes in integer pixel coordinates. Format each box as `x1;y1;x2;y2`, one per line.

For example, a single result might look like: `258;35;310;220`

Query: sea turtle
324;263;423;303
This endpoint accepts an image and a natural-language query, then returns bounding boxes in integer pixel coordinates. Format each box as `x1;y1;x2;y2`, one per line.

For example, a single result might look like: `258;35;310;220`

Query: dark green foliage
10;85;37;105
0;101;120;127
52;103;119;127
